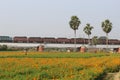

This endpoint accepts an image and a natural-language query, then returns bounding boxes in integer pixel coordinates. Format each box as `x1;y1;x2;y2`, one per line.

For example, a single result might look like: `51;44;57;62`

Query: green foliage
83;23;94;36
0;45;8;51
83;23;94;45
0;52;108;58
101;19;112;34
69;16;81;30
92;36;98;46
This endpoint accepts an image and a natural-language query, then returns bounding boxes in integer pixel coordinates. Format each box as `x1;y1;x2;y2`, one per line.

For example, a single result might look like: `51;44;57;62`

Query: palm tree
69;16;81;51
92;36;98;46
101;19;112;48
83;23;93;45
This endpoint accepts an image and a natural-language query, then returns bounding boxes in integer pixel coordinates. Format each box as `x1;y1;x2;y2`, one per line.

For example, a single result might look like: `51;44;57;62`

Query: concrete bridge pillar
37;45;44;52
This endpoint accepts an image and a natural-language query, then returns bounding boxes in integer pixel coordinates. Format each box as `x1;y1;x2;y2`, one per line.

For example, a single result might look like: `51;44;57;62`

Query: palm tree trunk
74;30;76;52
106;33;108;49
88;35;90;45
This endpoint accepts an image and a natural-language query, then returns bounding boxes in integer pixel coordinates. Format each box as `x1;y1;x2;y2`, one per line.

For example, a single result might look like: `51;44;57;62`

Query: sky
0;0;120;39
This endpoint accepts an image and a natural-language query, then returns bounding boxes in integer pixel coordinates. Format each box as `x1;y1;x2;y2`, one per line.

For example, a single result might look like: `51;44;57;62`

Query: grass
0;51;115;58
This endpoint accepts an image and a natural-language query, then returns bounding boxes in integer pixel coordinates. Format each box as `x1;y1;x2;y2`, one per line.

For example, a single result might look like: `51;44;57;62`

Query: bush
0;45;8;51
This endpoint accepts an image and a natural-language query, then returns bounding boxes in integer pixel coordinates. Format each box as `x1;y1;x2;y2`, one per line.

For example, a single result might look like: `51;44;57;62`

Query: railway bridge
0;43;120;49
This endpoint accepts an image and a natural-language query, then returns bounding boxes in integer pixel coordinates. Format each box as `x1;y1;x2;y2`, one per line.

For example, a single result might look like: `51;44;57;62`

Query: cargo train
0;36;120;45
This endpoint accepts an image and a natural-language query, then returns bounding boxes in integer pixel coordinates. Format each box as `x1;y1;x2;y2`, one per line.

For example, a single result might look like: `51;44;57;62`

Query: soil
113;71;120;80
103;71;120;80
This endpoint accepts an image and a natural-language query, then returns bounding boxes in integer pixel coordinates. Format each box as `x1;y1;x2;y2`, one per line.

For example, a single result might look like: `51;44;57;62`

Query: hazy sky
0;0;120;39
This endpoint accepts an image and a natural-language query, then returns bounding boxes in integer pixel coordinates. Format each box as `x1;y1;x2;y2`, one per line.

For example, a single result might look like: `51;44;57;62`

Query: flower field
0;51;120;80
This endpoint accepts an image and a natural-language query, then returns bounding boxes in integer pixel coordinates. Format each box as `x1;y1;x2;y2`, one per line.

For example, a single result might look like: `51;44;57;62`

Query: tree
83;23;93;45
69;16;81;51
92;36;98;46
101;19;112;48
0;45;8;51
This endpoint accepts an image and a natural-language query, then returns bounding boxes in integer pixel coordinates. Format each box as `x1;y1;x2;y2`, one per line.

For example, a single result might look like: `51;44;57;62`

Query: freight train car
0;36;12;42
13;36;27;43
28;37;43;43
56;38;70;44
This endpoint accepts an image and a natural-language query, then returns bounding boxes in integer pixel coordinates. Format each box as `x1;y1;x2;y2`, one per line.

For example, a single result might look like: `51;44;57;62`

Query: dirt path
103;73;114;80
103;71;120;80
113;71;120;80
